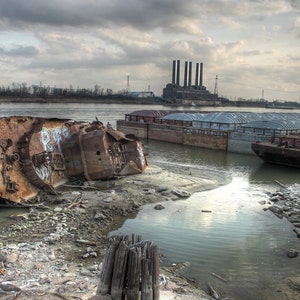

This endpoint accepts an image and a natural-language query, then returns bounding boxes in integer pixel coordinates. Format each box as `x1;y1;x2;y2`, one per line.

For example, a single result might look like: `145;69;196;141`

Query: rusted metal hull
0;117;147;203
251;135;300;168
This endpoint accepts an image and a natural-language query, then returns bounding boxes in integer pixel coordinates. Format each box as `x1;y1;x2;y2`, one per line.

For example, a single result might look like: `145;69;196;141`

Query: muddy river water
1;102;300;299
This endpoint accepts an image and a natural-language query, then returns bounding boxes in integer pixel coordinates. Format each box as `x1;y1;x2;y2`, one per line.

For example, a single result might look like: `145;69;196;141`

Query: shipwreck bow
0;117;148;203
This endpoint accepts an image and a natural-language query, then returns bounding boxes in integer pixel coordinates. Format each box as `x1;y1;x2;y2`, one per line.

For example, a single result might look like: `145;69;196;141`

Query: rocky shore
0;165;224;300
267;183;300;258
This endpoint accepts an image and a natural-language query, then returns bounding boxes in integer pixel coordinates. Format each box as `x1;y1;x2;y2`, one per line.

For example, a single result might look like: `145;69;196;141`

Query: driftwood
97;235;160;300
274;180;286;188
211;272;228;282
207;282;220;299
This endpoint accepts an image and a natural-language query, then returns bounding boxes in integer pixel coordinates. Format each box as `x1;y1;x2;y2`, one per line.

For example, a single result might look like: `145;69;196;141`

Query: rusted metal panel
0;117;148;204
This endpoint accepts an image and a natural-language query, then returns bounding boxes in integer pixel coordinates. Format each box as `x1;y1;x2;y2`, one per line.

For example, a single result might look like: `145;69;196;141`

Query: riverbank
0;164;225;299
0;96;168;105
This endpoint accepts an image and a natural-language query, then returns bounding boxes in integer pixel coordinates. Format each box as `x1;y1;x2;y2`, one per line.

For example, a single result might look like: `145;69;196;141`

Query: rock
269;205;283;215
6;252;18;263
39;274;51;284
287;249;299;258
172;189;190;198
54;207;63;213
82;253;90;259
94;212;106;220
103;197;113;203
258;200;266;205
288;215;300;223
0;282;21;292
270;195;281;202
48;250;56;261
0;253;7;262
287;276;300;290
154;204;165;210
143;188;156;194
293;228;300;236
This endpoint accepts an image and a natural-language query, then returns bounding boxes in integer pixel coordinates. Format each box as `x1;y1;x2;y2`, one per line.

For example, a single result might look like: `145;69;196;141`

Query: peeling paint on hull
0;117;148;203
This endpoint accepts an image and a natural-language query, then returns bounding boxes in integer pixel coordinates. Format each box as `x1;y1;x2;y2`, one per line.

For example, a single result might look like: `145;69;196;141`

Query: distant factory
163;60;220;105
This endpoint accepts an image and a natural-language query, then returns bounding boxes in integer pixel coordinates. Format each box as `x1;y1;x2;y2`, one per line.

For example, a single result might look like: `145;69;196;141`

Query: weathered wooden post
151;245;160;300
96;235;160;299
141;257;153;300
127;247;141;299
111;241;129;300
96;236;121;295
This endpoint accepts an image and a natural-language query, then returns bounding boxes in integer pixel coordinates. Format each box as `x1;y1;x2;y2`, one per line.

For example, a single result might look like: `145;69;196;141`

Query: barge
251;134;300;168
0;116;147;203
117;110;300;155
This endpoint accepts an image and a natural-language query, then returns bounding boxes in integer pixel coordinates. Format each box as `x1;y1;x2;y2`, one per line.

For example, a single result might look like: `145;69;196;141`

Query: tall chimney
176;60;180;85
188;61;192;88
184;61;188;87
195;63;199;86
172;60;176;84
200;63;203;86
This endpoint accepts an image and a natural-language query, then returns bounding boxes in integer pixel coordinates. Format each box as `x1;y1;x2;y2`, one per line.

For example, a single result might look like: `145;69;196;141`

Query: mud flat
0;164;226;300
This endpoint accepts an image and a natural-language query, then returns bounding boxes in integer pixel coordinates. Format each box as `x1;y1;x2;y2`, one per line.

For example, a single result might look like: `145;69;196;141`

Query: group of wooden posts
96;235;160;300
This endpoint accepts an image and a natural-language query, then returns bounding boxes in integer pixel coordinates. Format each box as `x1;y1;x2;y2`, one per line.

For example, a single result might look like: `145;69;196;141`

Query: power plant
163;60;219;105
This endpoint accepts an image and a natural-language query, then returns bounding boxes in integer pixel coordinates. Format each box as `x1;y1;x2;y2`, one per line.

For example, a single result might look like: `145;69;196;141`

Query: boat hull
0;117;147;203
251;142;300;168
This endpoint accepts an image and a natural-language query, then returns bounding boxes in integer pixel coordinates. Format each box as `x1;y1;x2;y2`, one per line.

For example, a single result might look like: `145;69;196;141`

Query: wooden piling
96;235;160;299
96;236;121;295
127;247;141;300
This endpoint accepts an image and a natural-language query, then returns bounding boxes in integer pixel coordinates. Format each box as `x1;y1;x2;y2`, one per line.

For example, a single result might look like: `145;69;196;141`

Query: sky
0;0;299;101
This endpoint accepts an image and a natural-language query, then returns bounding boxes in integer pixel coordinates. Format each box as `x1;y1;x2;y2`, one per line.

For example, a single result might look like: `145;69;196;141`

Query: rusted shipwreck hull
0;116;148;203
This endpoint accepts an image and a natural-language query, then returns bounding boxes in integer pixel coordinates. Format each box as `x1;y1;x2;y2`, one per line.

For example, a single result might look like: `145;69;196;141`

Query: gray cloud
0;45;38;57
0;0;292;32
0;0;203;31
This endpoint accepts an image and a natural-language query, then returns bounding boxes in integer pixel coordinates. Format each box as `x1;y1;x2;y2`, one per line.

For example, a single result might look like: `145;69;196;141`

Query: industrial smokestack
200;63;203;86
184;61;188;87
188;61;192;88
176;60;180;85
195;63;199;86
172;60;176;85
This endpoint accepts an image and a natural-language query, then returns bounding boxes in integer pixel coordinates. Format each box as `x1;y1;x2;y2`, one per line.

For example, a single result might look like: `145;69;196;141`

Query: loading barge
251;134;300;168
0;116;147;203
117;110;300;155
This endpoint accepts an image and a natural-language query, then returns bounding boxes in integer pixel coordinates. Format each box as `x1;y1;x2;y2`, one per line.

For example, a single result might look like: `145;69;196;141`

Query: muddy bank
0;165;225;299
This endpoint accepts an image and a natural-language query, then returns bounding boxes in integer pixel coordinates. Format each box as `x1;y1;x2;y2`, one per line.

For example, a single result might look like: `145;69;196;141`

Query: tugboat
0;116;148;203
251;133;300;168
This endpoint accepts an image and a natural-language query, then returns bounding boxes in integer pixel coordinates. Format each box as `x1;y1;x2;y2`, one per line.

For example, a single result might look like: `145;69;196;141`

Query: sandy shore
0;164;227;299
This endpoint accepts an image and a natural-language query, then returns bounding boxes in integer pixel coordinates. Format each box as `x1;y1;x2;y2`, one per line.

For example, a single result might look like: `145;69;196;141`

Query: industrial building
162;60;220;105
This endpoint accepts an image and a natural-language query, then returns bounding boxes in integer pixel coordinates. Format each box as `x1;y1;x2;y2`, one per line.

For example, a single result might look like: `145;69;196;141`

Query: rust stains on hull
0;117;148;203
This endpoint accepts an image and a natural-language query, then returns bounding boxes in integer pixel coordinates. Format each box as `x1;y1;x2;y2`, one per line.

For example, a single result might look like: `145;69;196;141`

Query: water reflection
111;174;299;300
144;139;228;170
249;162;300;184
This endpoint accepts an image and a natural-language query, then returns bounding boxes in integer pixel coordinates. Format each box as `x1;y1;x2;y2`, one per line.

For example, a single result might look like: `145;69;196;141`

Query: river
1;102;300;299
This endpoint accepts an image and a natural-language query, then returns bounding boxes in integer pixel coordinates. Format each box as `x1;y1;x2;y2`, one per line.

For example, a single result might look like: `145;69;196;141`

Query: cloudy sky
0;0;299;101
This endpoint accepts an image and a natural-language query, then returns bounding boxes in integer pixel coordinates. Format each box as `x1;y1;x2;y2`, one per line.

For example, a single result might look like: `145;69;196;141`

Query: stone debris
267;183;300;238
0;165;222;299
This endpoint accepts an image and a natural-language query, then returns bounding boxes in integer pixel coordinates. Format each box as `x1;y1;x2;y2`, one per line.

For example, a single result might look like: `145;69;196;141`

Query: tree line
0;83;123;98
